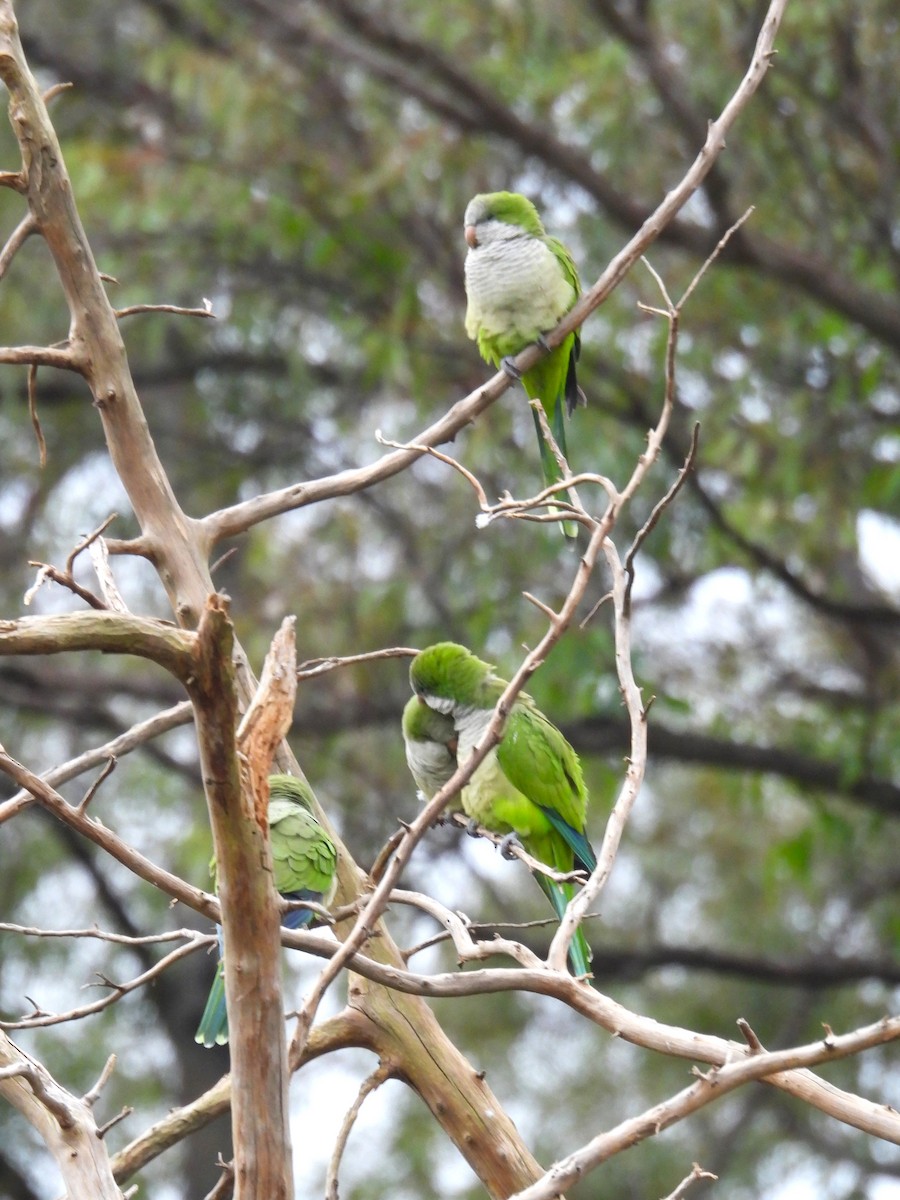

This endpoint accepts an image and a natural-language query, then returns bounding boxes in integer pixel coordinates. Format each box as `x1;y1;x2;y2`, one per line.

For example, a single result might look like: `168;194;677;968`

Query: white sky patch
857;509;900;599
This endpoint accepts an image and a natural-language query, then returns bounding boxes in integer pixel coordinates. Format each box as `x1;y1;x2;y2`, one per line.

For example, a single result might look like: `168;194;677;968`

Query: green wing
270;798;338;900
195;777;337;1048
546;234;580;299
496;702;594;872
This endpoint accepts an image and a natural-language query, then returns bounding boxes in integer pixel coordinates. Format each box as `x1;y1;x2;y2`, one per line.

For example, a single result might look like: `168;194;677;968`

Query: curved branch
0;936;208;1030
0;610;196;683
0;210;35;279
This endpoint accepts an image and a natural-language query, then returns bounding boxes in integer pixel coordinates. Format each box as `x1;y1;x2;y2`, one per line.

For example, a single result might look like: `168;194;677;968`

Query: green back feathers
195;773;336;1048
267;775;337;900
495;704;590;859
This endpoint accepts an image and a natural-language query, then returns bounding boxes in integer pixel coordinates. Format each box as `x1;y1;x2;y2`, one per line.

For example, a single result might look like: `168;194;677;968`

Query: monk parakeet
195;773;338;1048
463;191;584;538
409;641;595;976
402;695;458;801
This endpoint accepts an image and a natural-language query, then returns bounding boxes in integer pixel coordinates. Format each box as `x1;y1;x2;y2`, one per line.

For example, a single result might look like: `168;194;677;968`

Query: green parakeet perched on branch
195;773;338;1048
408;642;595;977
463;191;584;539
402;695;458;801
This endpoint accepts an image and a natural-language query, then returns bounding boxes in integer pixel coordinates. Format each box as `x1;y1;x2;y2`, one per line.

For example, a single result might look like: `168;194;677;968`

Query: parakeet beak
464;224;478;248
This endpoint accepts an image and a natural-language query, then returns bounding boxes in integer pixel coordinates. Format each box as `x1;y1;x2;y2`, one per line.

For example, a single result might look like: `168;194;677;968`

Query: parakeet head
402;694;458;801
463;191;545;249
268;773;316;814
402;694;457;747
409;642;494;712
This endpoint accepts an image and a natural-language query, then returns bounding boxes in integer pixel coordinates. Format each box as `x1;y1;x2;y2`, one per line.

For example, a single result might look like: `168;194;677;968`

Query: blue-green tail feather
535;875;593;978
195;957;228;1048
540;806;596;878
195;895;320;1048
530;401;578;541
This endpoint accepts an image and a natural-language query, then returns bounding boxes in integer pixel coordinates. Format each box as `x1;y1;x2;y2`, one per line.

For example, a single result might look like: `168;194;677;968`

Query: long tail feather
540;806;597;878
195;898;320;1048
535;876;593;978
531;407;578;541
194;958;228;1047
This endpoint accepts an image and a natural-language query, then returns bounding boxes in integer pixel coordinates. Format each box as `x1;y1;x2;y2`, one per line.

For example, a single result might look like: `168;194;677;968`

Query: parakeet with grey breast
409;641;595;977
402;694;458;802
195;773;338;1048
463;191;584;539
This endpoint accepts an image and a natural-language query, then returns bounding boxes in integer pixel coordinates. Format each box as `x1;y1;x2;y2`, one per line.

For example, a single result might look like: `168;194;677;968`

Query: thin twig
0;700;193;824
377;430;614;530
391;888;546;969
661;1163;719;1200
297;645;420;679
325;1063;394;1200
65;515;119;577
24;561;106;609
76;757;117;814
0;937;208;1030
96;1106;134;1139
445;811;589;883
0;212;36;280
202;1158;235;1200
0;923;215;948
42;81;73;105
24;515;122;611
678;207;756;310
623;422;700;611
114;301;215;320
27;362;46;466
82;1056;117;1108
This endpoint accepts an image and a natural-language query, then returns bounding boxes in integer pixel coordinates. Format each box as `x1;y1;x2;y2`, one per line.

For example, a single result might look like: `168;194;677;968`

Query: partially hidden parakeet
402;695;458;801
409;641;595;977
463;191;584;539
195;773;338;1048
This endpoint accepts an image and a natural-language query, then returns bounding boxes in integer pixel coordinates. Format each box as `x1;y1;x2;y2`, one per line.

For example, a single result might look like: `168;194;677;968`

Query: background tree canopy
0;0;897;1197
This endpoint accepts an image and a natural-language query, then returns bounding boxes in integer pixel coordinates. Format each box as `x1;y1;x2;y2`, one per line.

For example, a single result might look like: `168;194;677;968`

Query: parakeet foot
500;356;522;382
465;818;482;839
499;831;523;860
535;333;552;353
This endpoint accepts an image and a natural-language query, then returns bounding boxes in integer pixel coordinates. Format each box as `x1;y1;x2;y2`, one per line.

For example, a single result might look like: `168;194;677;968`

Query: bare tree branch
324;1063;394;1200
0;1032;122;1199
0;937;207;1030
508;1016;900;1200
0;699;193;823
